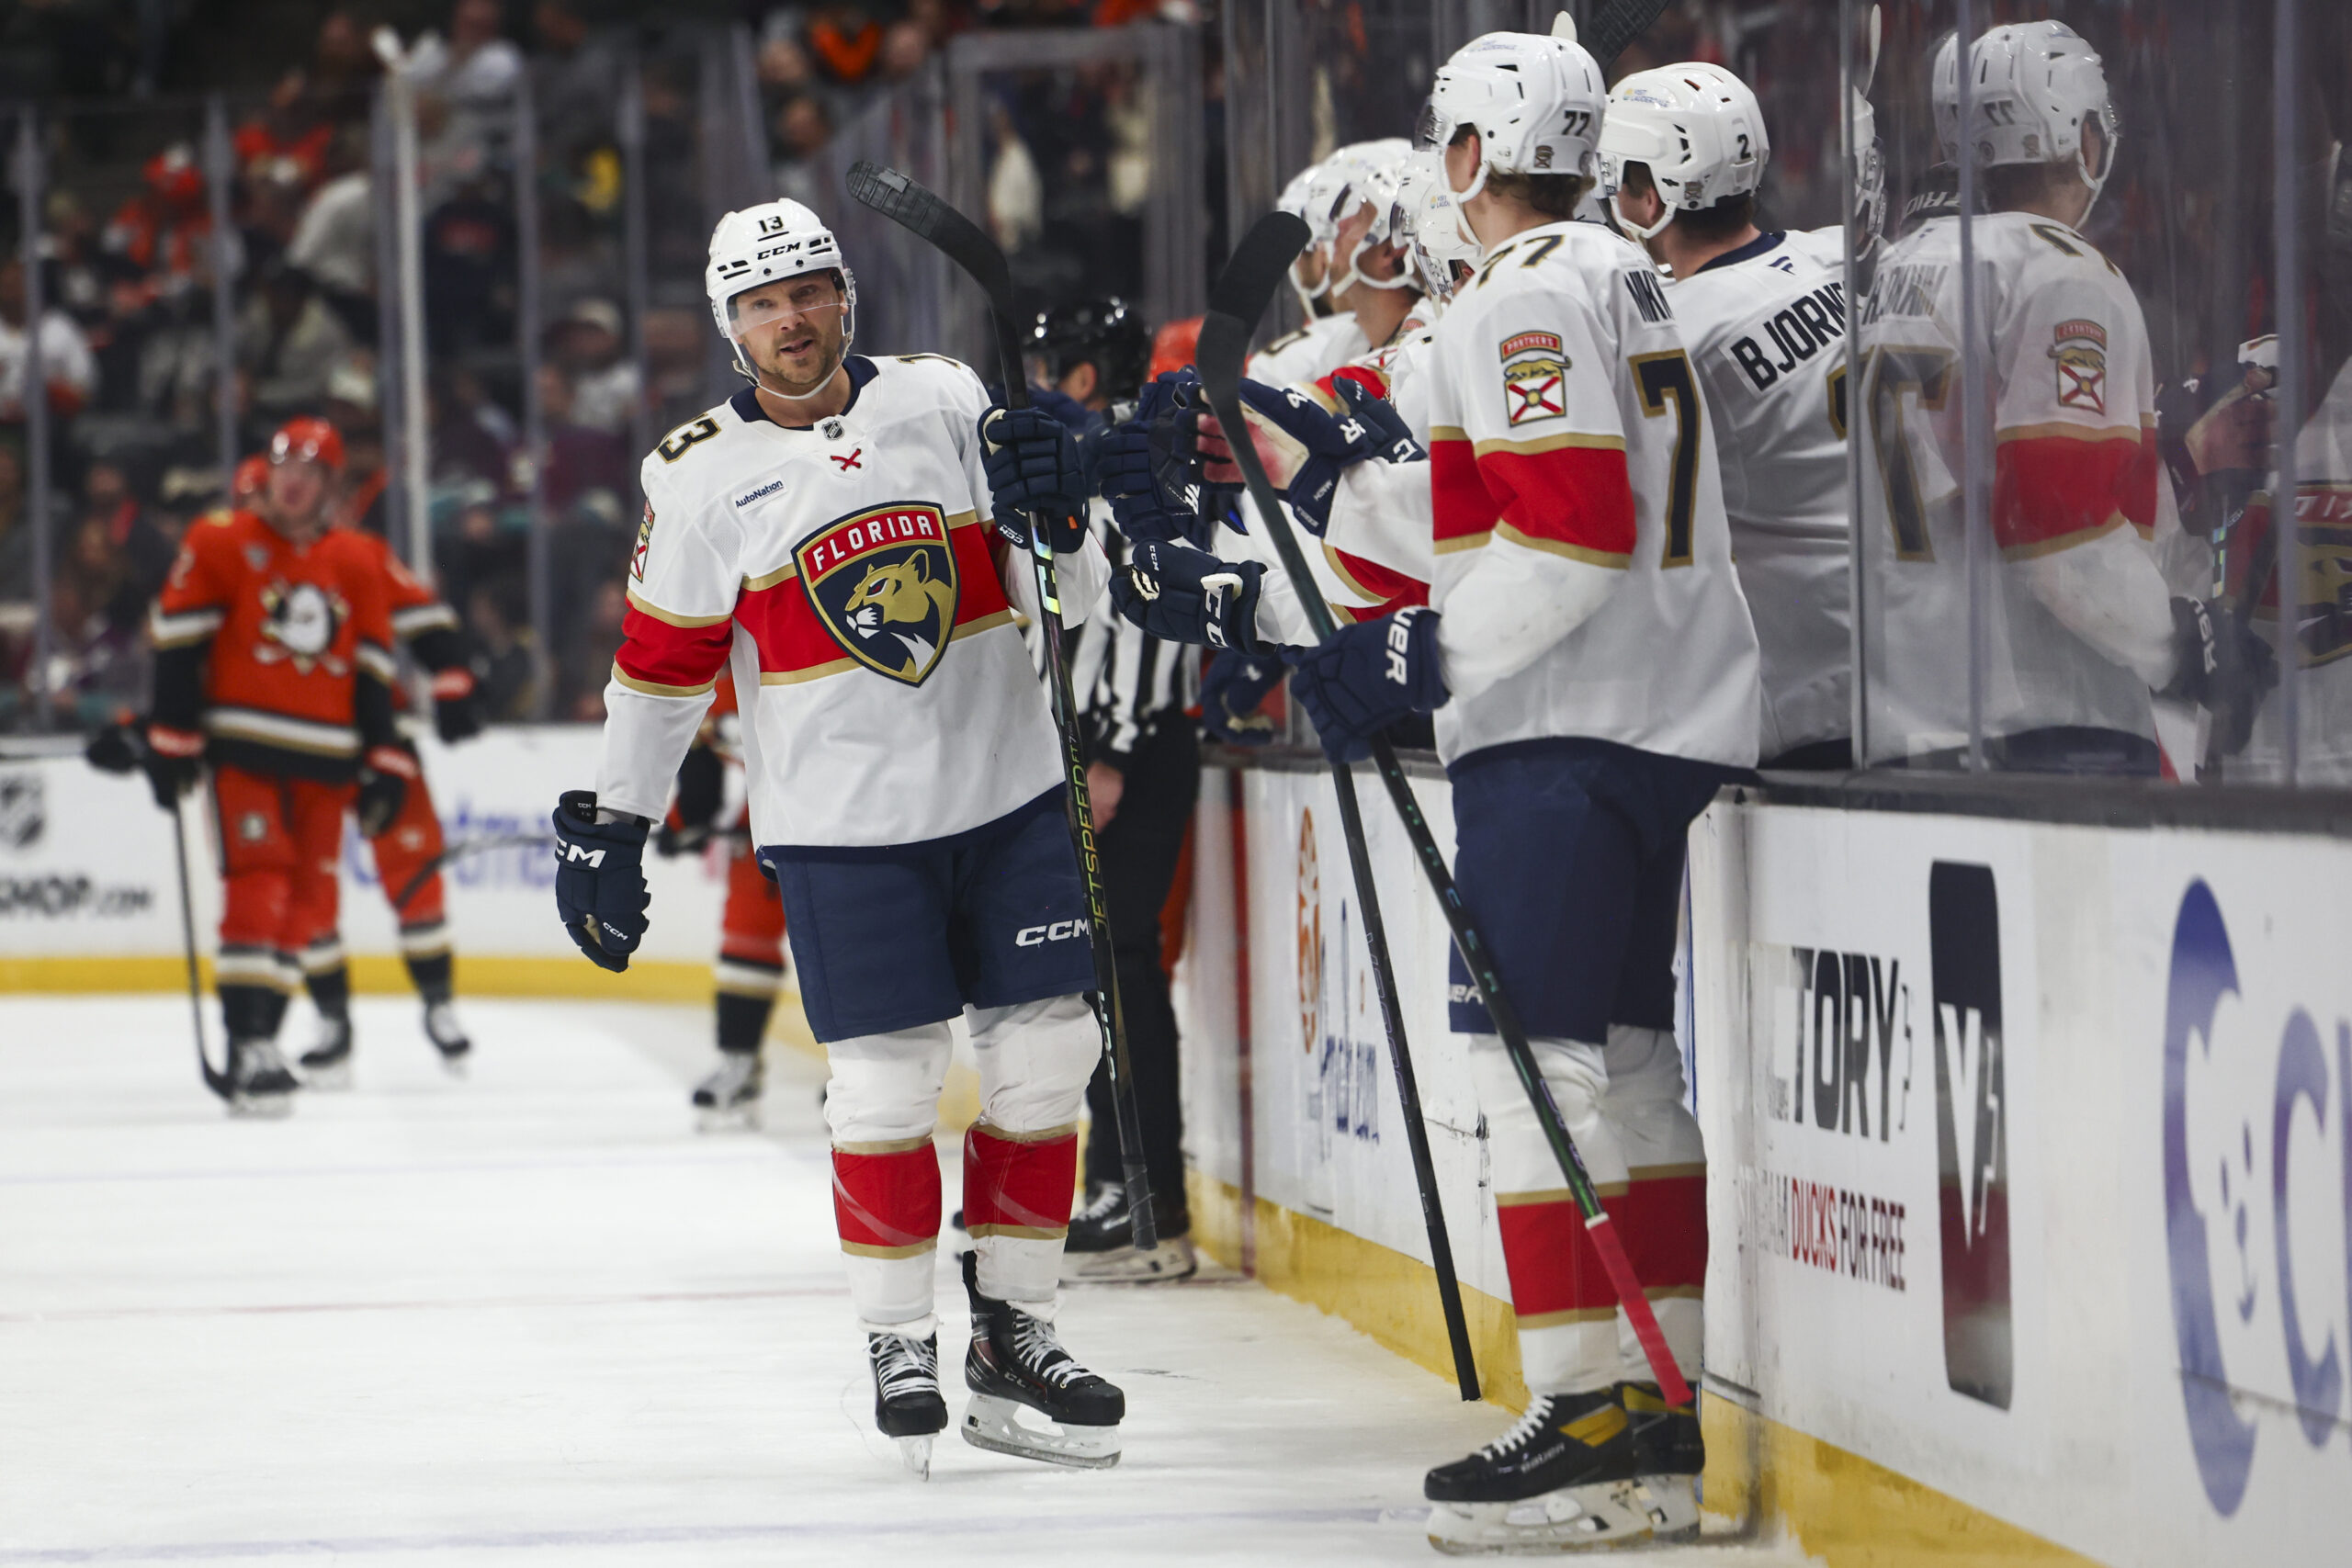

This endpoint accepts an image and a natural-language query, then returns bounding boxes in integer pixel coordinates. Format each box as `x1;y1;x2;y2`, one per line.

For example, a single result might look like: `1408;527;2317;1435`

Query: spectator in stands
238;261;356;428
422;169;516;355
560;577;628;720
0;258;97;423
0;444;36;604
537;363;628;515
534;0;624;176
413;0;526;152
102;146;215;302
430;368;515;494
287;127;377;342
548;300;638;434
802;5;888;89
79;459;175;608
465;582;538;720
45;513;151;726
773;95;836;210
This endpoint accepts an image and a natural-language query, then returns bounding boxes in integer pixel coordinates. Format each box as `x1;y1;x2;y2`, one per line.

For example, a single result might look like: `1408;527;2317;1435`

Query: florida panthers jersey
594;355;1109;848
1858;210;2177;761
1322;219;1761;768
1669;231;1852;758
1248;312;1371;387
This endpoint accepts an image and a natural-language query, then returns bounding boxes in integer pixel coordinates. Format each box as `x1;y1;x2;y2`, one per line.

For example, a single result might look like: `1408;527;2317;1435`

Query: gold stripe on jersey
1434;529;1493;555
1493;522;1632;569
760;657;857;686
204;707;361;757
1471;431;1629;459
1992;420;2143;446
1997;511;2131;562
625;589;732;627
610;661;719;698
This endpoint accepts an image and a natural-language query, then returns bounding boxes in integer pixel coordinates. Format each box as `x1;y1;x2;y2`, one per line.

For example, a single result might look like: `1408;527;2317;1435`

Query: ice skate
1061;1183;1197;1284
867;1326;949;1480
228;1038;299;1119
692;1051;763;1131
295;1018;352;1090
1618;1382;1703;1544
959;1251;1124;1469
1423;1389;1656;1554
424;1001;471;1076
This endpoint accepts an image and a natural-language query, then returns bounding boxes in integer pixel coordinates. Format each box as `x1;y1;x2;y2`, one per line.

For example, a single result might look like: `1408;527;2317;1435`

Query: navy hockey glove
1199;650;1285;746
553;788;651;973
355;745;417;839
1111;540;1266;653
1283;606;1448;763
980;406;1088;553
655;744;725;858
1196;376;1421;534
2162;595;2279;757
1095;372;1205;547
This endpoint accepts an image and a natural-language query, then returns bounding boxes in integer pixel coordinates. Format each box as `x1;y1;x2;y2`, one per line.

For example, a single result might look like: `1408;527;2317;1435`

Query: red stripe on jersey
1615;1172;1708;1292
1431;437;1499;548
832;1145;942;1251
962;1122;1079;1238
1497;1171;1703;1320
1331;546;1429;615
1317;363;1390;403
614;605;734;691
1992;429;2157;556
736;523;1015;679
1476;445;1636;563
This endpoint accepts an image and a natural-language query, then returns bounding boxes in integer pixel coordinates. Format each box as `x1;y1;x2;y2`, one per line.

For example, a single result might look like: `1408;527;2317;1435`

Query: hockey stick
1197;212;1693;1408
1577;0;1674;72
1193;213;1478;1401
390;831;558;915
168;794;233;1102
846;160;1157;1251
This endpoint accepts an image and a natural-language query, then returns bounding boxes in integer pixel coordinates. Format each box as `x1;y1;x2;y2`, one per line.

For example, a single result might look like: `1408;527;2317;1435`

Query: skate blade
959;1393;1121;1469
1631;1475;1699;1542
433;1046;471;1077
299;1061;353;1091
695;1103;763;1134
1062;1239;1199;1286
227;1089;296;1120
893;1433;934;1480
1424;1482;1654;1555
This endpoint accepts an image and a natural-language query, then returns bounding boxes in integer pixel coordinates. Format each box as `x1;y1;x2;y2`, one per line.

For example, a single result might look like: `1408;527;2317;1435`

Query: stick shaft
170;797;229;1100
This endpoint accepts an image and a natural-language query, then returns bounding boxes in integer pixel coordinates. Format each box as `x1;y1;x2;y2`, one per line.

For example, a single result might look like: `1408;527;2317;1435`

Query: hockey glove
430;666;485;744
84;716;145;775
2162;596;2279;758
1094;372;1205;547
1196;376;1423;534
656;743;725;857
1199;651;1285;746
980;406;1089;554
1283;606;1449;763
552;788;651;973
356;745;418;838
141;724;205;810
1111;540;1266;653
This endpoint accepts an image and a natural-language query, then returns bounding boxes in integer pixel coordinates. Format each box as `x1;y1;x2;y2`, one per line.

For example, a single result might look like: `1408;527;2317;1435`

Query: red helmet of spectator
269;416;345;474
232;454;270;502
144;145;206;211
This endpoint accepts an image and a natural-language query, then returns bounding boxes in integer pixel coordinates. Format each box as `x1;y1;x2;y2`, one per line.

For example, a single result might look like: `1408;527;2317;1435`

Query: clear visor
725;272;849;340
1413;98;1447;152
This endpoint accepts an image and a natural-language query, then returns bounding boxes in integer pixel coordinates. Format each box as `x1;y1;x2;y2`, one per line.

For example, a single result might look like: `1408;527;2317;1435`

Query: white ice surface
0;997;1806;1566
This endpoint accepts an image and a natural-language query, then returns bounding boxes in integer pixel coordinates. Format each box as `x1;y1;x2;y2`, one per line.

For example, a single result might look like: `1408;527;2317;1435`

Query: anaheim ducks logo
795;502;960;685
255;580;350;675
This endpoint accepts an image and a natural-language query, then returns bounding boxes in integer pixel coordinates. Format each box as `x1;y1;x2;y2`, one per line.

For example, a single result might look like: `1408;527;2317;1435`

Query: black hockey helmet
1025;296;1152;404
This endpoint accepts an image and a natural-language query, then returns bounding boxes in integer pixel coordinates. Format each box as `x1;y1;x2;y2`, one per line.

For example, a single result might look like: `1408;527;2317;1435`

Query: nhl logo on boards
2050;319;2108;415
794;502;961;686
1498;330;1567;427
0;773;43;851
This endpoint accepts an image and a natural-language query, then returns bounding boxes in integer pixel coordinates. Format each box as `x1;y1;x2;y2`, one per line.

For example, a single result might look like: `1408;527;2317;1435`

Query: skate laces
1075;1184;1125;1223
243;1041;290;1076
871;1334;939;1398
1011;1314;1086;1388
1477;1395;1560;1459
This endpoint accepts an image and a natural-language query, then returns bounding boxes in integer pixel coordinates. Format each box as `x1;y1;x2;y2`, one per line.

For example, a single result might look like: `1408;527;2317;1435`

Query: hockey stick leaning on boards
1194;210;1693;1410
844;159;1158;1251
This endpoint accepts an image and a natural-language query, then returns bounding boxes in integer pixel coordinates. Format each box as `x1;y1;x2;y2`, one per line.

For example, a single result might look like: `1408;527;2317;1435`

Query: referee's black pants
1081;715;1200;1236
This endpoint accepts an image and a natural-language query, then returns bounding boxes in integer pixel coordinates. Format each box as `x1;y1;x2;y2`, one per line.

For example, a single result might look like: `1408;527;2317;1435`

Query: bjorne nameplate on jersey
794;502;961;686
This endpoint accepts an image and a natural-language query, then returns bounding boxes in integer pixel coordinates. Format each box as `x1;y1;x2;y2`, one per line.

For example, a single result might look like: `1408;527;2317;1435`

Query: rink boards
1177;757;2352;1568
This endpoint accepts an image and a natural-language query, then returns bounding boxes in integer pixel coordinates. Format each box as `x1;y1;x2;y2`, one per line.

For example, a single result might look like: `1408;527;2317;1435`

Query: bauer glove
553;789;651;973
980;405;1089;553
1194;375;1424;534
1283;607;1448;763
1094;371;1207;547
2162;596;2279;758
1111;540;1266;653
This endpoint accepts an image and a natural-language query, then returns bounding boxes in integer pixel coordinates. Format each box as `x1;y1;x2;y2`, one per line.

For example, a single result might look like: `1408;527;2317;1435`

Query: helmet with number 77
705;198;859;383
1597;63;1770;243
1416;21;1607;246
1933;22;2119;217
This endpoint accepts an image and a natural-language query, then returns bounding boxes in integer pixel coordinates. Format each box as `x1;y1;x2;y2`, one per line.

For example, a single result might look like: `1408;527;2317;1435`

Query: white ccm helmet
1418;18;1607;250
1390;148;1480;305
1324;140;1420;297
1598;62;1770;243
706;198;858;388
1934;21;2119;219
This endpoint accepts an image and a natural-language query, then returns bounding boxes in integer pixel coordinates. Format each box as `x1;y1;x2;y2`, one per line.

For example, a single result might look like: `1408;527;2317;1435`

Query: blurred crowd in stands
0;0;1196;735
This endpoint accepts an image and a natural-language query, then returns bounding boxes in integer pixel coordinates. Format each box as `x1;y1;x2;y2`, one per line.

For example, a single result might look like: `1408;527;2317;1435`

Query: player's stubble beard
750;305;848;408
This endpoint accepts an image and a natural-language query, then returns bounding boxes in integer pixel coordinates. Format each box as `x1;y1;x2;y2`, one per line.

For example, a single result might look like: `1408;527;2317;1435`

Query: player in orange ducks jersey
142;417;414;1114
654;671;791;1129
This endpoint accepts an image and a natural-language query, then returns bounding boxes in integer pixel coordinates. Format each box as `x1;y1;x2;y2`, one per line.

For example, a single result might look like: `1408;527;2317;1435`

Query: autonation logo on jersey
2163;874;2352;1519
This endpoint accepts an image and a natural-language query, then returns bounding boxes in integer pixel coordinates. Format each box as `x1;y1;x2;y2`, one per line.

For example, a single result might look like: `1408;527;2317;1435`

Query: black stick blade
1586;0;1672;69
1197;209;1308;404
845;160;1012;315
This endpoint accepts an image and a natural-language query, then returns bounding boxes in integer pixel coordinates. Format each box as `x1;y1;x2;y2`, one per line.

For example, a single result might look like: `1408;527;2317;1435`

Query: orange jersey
337;525;459;647
150;508;397;778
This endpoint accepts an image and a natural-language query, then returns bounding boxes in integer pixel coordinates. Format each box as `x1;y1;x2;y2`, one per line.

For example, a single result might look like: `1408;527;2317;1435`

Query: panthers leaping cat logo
795;502;963;686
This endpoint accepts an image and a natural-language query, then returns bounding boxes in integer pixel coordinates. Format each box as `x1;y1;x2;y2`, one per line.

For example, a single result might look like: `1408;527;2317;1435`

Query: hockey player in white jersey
548;198;1127;1477
1250;141;1417;386
1123;23;1761;1551
1600;62;1858;767
1860;20;2271;773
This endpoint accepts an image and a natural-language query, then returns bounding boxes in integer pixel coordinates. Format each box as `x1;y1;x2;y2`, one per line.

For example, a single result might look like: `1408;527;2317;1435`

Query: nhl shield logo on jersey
1499;330;1567;427
2050;319;2109;415
795;502;961;686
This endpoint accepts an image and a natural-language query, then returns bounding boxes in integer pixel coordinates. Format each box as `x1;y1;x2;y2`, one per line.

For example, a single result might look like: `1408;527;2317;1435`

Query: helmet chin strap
1440;159;1489;259
2074;108;2118;225
1611;186;1677;243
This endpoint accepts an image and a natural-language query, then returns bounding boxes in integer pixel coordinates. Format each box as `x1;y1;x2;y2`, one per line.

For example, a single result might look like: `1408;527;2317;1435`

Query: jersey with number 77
1322;218;1760;769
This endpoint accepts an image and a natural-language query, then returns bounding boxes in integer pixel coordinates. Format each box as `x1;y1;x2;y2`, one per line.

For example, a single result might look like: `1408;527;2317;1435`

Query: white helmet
1390;148;1479;304
1598;63;1770;243
1277;157;1343;312
1934;21;2118;217
1324;141;1419;297
706;198;857;386
1418;23;1607;232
